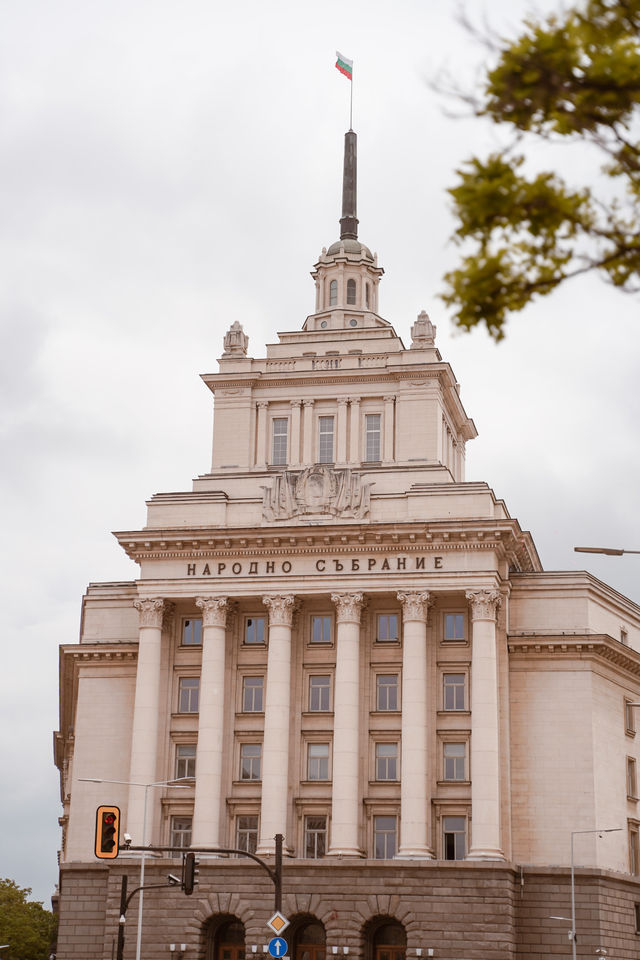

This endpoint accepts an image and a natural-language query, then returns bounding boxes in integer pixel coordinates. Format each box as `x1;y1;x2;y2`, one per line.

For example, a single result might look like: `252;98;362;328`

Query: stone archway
204;914;245;960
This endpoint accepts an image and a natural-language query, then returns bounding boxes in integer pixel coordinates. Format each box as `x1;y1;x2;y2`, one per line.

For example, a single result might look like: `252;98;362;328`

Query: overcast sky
1;0;639;905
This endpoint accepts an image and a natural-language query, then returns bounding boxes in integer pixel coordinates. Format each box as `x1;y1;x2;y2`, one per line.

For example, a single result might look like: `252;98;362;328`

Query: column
336;398;349;465
397;592;433;858
302;400;314;465
466;589;504;859
256;402;268;468
257;595;296;855
127;598;167;841
383;395;395;463
349;398;360;464
328;593;364;856
192;597;228;847
290;400;301;467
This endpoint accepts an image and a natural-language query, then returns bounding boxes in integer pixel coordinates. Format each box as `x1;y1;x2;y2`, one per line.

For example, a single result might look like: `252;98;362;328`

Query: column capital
263;595;296;627
347;396;360;405
384;394;396;403
397;591;432;622
465;589;502;621
195;597;229;627
302;399;315;408
257;401;269;409
134;598;168;629
337;397;349;406
290;399;302;408
331;593;364;624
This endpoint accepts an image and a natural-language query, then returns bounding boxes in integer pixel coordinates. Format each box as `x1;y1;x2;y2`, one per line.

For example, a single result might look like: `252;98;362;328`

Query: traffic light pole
125;833;284;909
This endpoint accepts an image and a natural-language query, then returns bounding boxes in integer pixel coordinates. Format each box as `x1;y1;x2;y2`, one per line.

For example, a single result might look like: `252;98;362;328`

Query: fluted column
383;395;395;463
256;402;268;468
466;589;504;860
302;400;315;465
257;595;296;855
397;592;433;858
290;400;302;467
349;398;360;464
127;598;168;841
336;398;349;465
192;597;228;847
328;593;364;856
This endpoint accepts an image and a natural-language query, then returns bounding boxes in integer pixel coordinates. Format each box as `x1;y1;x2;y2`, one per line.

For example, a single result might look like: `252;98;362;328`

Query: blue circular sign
268;938;288;958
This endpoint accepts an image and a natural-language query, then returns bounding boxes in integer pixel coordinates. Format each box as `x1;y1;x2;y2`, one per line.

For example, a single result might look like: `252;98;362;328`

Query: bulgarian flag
335;51;353;80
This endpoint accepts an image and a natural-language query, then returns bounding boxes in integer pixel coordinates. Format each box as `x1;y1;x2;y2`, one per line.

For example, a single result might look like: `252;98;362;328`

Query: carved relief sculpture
222;320;249;356
261;466;373;521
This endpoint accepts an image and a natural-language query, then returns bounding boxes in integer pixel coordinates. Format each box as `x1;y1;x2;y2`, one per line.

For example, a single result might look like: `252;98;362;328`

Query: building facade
55;131;640;959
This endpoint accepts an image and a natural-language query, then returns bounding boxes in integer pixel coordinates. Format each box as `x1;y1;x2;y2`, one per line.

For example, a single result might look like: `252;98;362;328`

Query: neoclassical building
55;131;640;960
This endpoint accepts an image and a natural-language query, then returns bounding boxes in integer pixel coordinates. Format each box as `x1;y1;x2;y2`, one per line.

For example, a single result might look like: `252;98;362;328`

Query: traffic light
95;805;120;859
183;852;199;895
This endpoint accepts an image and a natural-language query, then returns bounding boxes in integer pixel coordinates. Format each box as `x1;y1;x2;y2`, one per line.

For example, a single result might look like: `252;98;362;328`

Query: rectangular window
311;615;332;644
178;678;200;713
443;674;466;711
242;677;264;713
374;816;397;859
309;675;331;712
318;416;335;463
272;418;288;465
170;815;192;848
444;613;465;643
630;824;639;875
236;815;258;854
626;699;637;736
240;743;262;781
304;815;327;859
375;743;398;781
307;743;330;781
376;674;399;712
444;743;466;781
245;617;266;645
365;414;381;462
182;618;202;645
175;744;196;780
629;758;638;799
443;816;466;860
377;614;399;642
634;903;640;934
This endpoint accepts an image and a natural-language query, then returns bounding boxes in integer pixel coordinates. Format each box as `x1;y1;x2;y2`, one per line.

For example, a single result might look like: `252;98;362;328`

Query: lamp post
553;828;622;960
574;546;640;556
79;776;191;960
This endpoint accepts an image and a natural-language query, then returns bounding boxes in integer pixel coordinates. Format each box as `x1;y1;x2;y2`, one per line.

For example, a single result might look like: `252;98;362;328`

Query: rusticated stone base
55;859;640;960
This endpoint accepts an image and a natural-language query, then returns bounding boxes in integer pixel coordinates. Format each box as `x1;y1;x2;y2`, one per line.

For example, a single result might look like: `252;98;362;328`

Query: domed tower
306;129;385;332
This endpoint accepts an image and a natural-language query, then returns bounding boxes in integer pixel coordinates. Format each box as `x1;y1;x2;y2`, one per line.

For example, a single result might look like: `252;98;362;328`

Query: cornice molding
508;634;640;679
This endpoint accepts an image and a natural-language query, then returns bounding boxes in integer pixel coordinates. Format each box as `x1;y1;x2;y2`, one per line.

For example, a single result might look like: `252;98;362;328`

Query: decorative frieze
263;594;296;627
465;589;502;621
397;591;432;622
331;592;364;624
195;597;229;627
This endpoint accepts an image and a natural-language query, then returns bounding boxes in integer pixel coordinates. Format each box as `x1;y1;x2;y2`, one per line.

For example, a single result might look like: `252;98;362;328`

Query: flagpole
349;71;353;129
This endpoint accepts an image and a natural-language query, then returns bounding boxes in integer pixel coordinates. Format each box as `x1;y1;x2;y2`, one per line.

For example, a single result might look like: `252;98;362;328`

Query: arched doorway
371;920;406;960
205;916;246;960
292;918;326;960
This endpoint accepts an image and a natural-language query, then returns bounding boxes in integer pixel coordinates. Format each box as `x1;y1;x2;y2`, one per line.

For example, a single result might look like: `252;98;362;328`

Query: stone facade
54;131;640;958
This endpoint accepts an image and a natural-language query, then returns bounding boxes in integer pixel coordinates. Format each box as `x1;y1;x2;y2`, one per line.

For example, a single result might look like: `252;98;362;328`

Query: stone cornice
508;634;640;679
114;518;539;572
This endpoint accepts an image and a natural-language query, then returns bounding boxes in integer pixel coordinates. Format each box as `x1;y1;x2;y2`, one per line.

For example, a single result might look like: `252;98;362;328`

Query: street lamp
574;546;640;556
78;776;191;960
555;828;622;960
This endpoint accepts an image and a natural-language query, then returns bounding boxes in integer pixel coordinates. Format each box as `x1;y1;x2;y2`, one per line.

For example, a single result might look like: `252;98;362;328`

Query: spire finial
339;129;358;240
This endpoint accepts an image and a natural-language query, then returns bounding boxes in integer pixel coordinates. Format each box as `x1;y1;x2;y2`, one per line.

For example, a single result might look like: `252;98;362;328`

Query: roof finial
339;130;358;240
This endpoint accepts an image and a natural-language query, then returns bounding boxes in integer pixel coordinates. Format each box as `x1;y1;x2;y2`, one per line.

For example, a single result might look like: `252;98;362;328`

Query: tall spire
339;129;358;240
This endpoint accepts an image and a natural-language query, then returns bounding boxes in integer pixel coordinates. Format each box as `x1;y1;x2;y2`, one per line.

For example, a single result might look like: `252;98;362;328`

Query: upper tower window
365;414;381;462
318;416;334;463
329;280;337;306
347;279;356;304
365;282;370;309
272;419;288;465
